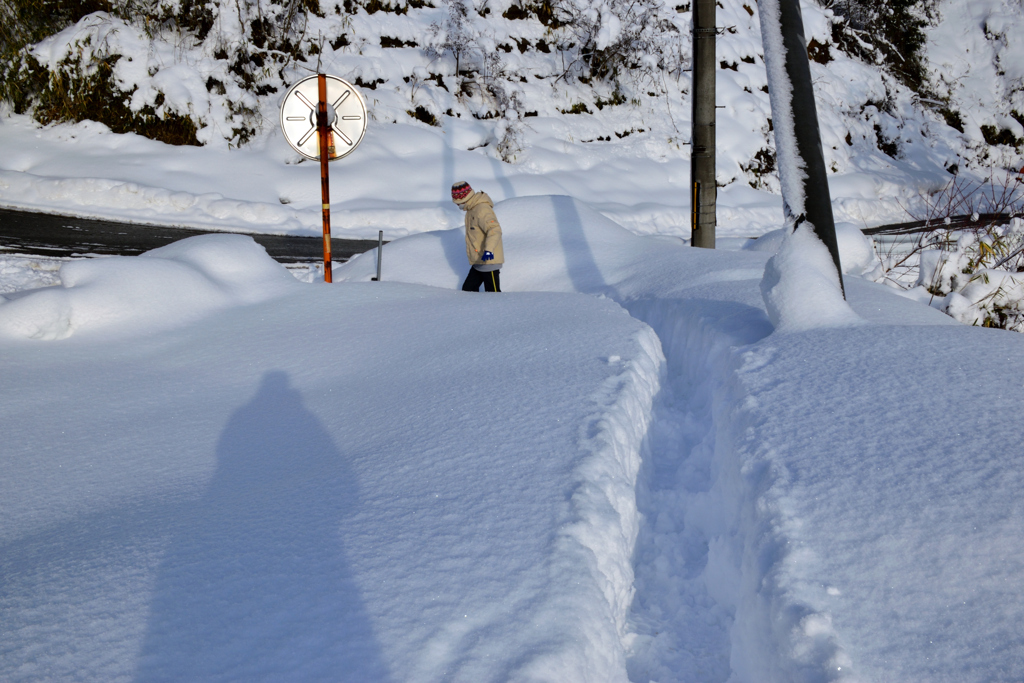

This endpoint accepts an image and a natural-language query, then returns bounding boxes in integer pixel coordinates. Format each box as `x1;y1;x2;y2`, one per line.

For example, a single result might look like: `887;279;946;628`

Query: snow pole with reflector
317;74;334;282
279;74;369;283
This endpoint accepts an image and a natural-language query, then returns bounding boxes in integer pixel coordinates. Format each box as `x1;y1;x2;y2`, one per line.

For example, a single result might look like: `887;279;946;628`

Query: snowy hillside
1;0;1021;238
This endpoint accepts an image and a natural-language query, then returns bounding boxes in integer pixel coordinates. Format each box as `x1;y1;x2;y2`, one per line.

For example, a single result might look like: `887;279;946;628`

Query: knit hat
451;181;473;204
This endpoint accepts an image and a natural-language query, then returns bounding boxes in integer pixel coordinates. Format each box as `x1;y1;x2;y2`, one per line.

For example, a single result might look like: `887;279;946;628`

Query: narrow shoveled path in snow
622;290;773;682
620;276;1024;682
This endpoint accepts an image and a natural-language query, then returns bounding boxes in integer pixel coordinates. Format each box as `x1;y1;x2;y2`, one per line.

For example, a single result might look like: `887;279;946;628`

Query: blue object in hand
482;251;495;261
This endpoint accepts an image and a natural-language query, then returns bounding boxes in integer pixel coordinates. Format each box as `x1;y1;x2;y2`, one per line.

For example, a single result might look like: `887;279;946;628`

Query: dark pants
462;268;501;292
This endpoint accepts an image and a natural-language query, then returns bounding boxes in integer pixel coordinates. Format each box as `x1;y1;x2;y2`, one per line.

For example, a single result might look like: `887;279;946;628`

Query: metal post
690;0;716;249
760;0;844;295
317;74;334;283
376;230;383;282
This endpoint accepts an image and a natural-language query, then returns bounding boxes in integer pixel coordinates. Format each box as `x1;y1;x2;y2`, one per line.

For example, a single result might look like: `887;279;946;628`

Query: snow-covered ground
1;232;662;681
3;0;1024;678
3;195;1023;682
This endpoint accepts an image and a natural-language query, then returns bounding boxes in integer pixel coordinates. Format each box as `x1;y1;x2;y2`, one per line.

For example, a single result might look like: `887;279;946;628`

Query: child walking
452;181;503;292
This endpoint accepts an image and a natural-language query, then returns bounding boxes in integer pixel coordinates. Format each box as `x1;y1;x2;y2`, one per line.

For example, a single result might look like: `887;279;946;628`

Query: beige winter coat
462;192;504;266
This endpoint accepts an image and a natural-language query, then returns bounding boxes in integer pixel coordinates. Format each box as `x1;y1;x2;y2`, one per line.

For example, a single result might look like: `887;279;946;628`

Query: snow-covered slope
1;0;1020;240
925;0;1024;159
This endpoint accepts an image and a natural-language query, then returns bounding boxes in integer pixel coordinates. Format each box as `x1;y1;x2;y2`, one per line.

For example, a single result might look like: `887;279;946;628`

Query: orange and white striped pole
316;73;334;282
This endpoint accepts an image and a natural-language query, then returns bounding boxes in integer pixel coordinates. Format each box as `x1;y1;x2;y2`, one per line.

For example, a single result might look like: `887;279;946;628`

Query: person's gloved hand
482;251;495;261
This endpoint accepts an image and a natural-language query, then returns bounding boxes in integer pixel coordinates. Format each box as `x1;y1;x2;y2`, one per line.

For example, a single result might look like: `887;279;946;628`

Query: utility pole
758;0;844;294
690;0;716;249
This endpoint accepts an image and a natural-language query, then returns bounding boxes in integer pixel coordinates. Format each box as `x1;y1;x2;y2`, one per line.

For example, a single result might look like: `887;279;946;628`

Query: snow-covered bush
425;0;474;76
826;0;939;92
0;0;312;145
919;219;1024;331
1;13;206;145
425;0;527;159
871;169;1024;331
547;0;685;86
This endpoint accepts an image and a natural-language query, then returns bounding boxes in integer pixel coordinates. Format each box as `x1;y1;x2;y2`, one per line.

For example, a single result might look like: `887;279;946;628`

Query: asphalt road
7;205;1007;264
0;207;382;263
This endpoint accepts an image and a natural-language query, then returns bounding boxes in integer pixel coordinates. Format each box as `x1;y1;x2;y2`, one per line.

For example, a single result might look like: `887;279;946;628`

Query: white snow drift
4;196;1024;682
0;234;299;339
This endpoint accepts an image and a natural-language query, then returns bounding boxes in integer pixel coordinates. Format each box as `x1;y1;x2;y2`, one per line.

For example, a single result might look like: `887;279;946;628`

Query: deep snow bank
0;234;299;339
335;194;689;293
0;226;664;681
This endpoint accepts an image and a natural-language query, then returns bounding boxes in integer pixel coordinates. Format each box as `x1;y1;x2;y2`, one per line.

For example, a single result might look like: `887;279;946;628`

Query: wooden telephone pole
759;0;845;294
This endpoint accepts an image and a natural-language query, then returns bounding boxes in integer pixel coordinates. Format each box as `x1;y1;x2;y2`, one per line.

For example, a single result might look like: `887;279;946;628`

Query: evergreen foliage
5;48;201;145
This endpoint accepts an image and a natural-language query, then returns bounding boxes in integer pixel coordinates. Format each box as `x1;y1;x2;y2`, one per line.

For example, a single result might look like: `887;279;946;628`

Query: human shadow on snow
135;370;391;682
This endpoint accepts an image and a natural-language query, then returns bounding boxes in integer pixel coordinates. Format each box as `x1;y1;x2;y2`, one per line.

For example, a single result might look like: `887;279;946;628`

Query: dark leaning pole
757;0;845;295
690;0;716;249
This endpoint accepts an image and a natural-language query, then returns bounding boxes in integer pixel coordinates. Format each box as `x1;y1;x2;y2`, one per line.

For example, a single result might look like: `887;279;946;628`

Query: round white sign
280;75;367;161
